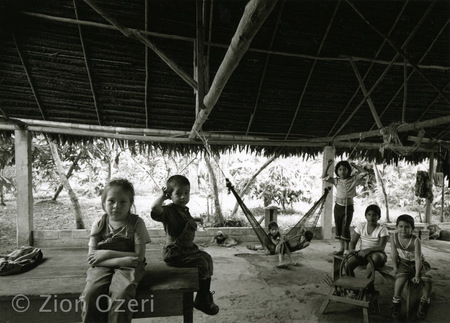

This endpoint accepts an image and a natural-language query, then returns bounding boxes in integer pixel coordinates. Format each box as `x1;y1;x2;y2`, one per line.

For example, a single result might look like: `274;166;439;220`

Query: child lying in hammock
247;221;313;265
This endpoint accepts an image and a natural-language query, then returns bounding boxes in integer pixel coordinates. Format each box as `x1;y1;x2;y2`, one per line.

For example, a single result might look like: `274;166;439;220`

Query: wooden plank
0;248;198;321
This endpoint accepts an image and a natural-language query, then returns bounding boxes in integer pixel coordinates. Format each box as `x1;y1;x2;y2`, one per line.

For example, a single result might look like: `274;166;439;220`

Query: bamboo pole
247;1;285;135
327;0;407;136
1;115;448;149
12;32;46;120
144;0;150;128
348;56;383;128
189;0;279;138
285;0;340;140
370;19;450;132
345;0;450;104
333;1;437;137
73;0;101;126
194;0;206;115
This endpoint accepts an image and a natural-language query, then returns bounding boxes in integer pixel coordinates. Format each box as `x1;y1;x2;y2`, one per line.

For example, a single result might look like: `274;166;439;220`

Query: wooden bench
332;255;422;319
0;248;198;323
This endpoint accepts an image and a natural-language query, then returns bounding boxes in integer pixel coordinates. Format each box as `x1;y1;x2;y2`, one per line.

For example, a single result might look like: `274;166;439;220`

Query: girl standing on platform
323;160;367;255
80;178;151;323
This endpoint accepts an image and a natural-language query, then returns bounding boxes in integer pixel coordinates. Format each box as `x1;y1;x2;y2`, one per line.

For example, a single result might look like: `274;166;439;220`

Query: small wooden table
0;248;198;323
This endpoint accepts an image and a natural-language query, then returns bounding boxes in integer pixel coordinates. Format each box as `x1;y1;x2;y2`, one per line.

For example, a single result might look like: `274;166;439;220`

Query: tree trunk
0;184;4;206
52;150;83;201
48;140;85;229
231;155;278;216
204;154;224;225
373;163;390;223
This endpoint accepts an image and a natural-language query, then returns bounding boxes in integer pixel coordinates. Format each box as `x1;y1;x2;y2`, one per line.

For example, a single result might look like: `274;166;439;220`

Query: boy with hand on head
151;175;219;316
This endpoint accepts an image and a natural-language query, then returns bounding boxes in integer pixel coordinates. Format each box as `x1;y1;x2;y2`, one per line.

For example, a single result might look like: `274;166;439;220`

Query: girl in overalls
323;160;367;255
151;175;219;316
80;178;151;323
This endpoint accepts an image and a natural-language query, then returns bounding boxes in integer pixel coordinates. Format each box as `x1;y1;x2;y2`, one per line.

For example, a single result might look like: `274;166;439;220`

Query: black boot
194;278;219;315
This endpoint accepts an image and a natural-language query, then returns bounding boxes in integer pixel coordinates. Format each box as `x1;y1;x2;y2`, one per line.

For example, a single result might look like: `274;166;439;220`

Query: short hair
335;160;352;177
166;175;190;194
268;221;279;230
396;214;415;230
304;230;313;242
365;204;381;217
101;178;135;212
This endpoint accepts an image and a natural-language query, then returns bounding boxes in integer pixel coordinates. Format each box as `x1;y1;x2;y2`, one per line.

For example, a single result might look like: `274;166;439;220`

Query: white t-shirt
354;222;389;250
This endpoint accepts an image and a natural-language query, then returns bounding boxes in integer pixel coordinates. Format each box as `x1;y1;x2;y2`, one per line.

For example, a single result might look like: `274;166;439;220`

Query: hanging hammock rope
226;178;330;250
195;128;330;251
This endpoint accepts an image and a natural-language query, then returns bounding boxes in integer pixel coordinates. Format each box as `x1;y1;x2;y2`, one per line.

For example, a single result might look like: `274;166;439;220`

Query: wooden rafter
285;0;341;140
0;106;9;120
402;59;407;123
246;0;285;136
82;0;197;91
370;18;450;131
327;0;408;136
144;0;150;128
332;1;435;138
12;32;46;120
73;0;101;126
345;0;450;104
194;0;206;116
189;0;279;139
418;82;450;121
348;56;383;128
22;10;450;72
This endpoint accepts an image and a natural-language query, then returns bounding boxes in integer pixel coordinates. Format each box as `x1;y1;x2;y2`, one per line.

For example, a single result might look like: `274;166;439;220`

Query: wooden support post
15;129;34;246
264;205;279;229
322;146;335;239
425;153;434;223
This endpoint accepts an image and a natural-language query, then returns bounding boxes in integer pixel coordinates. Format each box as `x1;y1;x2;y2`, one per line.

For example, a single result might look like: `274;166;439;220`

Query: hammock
226;178;330;251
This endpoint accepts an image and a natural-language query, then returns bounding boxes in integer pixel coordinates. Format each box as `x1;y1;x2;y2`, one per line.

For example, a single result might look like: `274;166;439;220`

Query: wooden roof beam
189;0;279;139
82;0;197;90
327;0;408;136
194;0;206;116
332;1;435;138
12;32;46;120
144;0;150;128
246;0;285;136
370;19;450;131
348;56;383;128
345;0;450;104
73;0;101;126
285;0;340;140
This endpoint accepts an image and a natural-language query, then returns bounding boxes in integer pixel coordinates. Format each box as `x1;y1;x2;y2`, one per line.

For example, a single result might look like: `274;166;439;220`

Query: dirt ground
144;239;450;323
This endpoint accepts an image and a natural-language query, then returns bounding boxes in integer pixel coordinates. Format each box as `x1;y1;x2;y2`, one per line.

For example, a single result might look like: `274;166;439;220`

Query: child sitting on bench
80;178;151;323
344;204;389;278
390;214;433;319
151;175;219;316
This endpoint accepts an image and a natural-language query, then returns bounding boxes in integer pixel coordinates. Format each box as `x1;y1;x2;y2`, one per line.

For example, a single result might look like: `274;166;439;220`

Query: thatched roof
0;0;449;162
